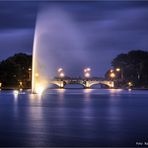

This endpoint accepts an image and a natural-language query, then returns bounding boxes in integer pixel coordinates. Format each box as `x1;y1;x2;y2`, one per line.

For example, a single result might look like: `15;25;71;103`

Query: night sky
0;1;148;76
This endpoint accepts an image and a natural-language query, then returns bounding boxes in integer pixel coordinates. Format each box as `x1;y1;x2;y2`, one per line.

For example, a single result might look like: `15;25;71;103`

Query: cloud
0;29;34;60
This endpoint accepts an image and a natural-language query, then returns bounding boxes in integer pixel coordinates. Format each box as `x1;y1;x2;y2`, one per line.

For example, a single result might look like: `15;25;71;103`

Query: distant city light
28;68;32;71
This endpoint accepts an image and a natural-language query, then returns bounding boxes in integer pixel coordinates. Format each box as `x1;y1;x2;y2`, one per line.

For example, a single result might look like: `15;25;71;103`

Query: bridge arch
88;81;114;88
49;81;64;88
48;83;60;88
90;83;107;88
64;83;85;89
48;80;114;89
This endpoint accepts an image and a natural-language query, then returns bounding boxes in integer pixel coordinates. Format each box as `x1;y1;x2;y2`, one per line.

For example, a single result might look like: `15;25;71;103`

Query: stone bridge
49;79;114;88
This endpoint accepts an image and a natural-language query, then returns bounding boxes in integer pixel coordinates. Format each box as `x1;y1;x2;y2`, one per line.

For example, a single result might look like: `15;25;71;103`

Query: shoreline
1;87;148;91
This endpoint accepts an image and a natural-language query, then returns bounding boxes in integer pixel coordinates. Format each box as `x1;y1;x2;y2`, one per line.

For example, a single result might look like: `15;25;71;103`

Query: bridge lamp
19;81;23;86
110;72;115;78
85;72;90;78
116;68;121;72
110;69;114;73
128;82;133;87
87;68;91;72
58;68;63;73
60;72;65;78
84;68;87;73
84;67;91;73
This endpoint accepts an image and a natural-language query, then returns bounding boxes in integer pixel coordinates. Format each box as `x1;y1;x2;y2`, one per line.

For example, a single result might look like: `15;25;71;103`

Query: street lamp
85;72;90;78
110;69;114;73
110;72;116;79
128;81;133;87
57;68;65;79
84;67;91;79
58;68;63;73
116;68;121;72
86;68;91;72
59;72;65;78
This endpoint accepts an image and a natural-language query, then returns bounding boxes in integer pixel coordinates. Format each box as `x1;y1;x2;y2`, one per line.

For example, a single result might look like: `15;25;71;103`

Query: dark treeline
0;53;32;88
106;50;148;88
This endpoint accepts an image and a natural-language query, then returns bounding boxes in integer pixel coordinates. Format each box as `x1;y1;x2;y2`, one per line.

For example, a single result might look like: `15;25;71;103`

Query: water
0;89;148;147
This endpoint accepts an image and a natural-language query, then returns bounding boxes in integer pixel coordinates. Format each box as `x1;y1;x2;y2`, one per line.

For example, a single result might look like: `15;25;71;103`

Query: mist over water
32;6;87;93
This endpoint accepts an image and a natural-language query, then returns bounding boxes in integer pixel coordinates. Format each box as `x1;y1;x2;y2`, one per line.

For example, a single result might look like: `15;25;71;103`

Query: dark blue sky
0;1;148;76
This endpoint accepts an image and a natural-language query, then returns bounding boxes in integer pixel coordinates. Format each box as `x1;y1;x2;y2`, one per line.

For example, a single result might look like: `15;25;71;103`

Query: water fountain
32;6;86;93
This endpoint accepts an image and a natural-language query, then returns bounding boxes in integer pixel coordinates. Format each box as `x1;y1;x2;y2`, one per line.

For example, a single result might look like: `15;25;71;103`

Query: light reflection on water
0;89;148;147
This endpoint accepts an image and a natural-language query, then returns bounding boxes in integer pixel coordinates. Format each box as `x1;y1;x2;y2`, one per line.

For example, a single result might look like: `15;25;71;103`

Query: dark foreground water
0;89;148;147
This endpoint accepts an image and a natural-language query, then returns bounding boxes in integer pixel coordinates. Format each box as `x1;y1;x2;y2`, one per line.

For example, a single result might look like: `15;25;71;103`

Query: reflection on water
0;89;148;147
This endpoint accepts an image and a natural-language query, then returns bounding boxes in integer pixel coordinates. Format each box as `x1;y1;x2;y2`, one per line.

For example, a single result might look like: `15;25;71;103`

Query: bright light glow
58;88;65;93
19;81;23;86
36;85;44;94
35;73;39;77
84;67;91;73
128;88;132;91
110;69;114;73
85;72;90;78
110;72;115;78
84;69;87;73
128;82;133;87
19;88;23;91
13;90;19;95
28;68;32;71
116;68;121;72
58;68;63;73
84;88;92;93
109;82;114;88
87;68;91;71
60;72;65;78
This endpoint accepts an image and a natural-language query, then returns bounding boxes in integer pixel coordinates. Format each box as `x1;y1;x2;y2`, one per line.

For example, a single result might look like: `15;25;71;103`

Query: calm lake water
0;89;148;147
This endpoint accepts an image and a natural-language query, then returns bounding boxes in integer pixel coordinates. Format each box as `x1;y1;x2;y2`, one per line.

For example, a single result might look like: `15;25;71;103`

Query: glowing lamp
116;68;121;72
128;82;133;87
60;72;65;78
110;72;115;78
85;72;90;78
58;68;63;73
